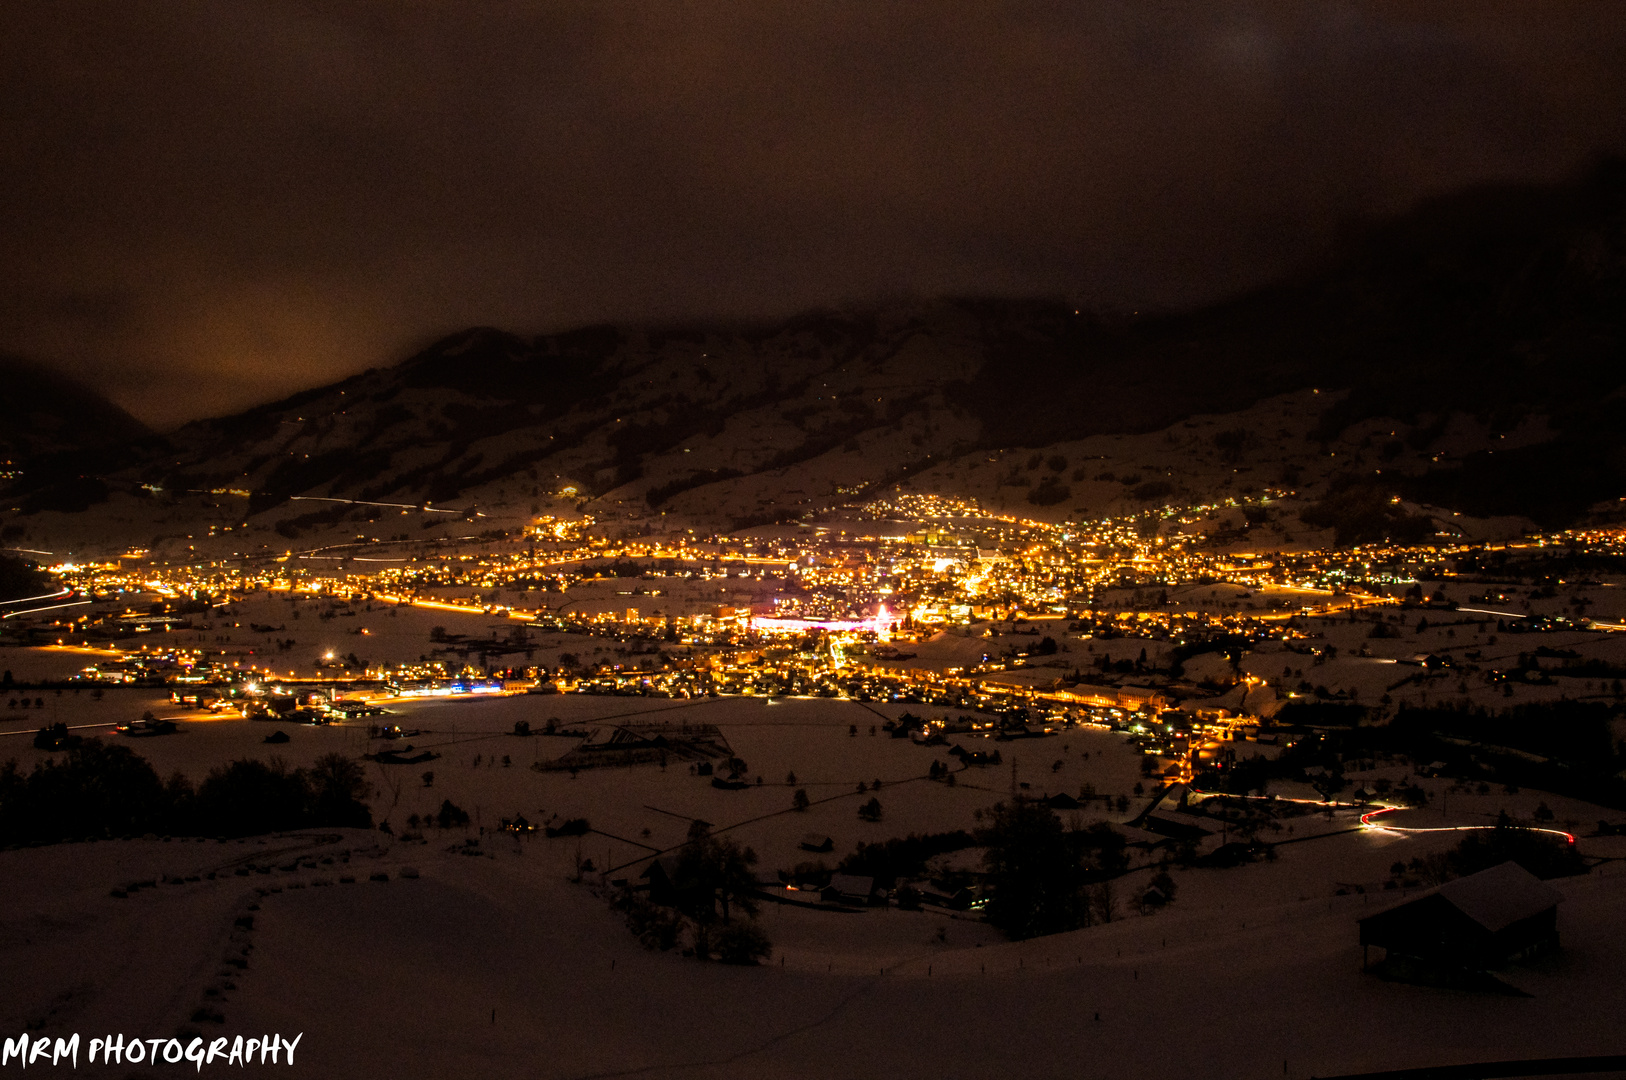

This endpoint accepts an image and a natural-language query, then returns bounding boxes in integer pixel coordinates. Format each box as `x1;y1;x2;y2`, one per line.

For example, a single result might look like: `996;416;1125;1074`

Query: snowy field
3;692;1150;862
4;682;1626;1077
3;825;1625;1078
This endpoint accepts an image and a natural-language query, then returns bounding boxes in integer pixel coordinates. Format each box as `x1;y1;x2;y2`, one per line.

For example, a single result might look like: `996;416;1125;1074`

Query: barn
1358;861;1563;986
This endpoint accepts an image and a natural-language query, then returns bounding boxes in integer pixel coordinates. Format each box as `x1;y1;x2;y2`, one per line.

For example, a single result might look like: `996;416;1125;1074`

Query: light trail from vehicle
0;587;72;608
1188;786;1367;810
1359;806;1575;844
1;599;92;619
288;495;464;514
0;721;121;738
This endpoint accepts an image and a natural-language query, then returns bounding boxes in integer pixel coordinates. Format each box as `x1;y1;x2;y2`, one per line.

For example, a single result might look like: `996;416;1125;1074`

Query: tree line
0;739;373;845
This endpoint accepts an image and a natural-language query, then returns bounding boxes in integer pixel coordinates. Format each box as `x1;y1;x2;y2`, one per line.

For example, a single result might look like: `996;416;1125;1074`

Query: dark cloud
3;1;1623;425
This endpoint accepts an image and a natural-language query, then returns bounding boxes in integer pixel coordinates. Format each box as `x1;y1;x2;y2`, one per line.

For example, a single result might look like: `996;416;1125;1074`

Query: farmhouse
821;874;877;906
1358;861;1562;986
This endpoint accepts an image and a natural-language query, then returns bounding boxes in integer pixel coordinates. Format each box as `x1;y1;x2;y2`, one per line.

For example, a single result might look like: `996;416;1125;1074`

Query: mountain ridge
0;355;151;463
3;161;1624;535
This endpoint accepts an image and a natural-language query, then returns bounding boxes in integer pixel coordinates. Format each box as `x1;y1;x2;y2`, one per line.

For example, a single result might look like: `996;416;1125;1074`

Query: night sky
4;1;1624;426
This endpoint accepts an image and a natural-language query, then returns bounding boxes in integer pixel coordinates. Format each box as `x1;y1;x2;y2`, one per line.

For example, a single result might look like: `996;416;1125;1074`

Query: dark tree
436;799;471;829
0;740;171;843
982;800;1090;939
668;821;765;959
982;803;1128;940
711;919;772;965
193;759;310;838
307;753;374;829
